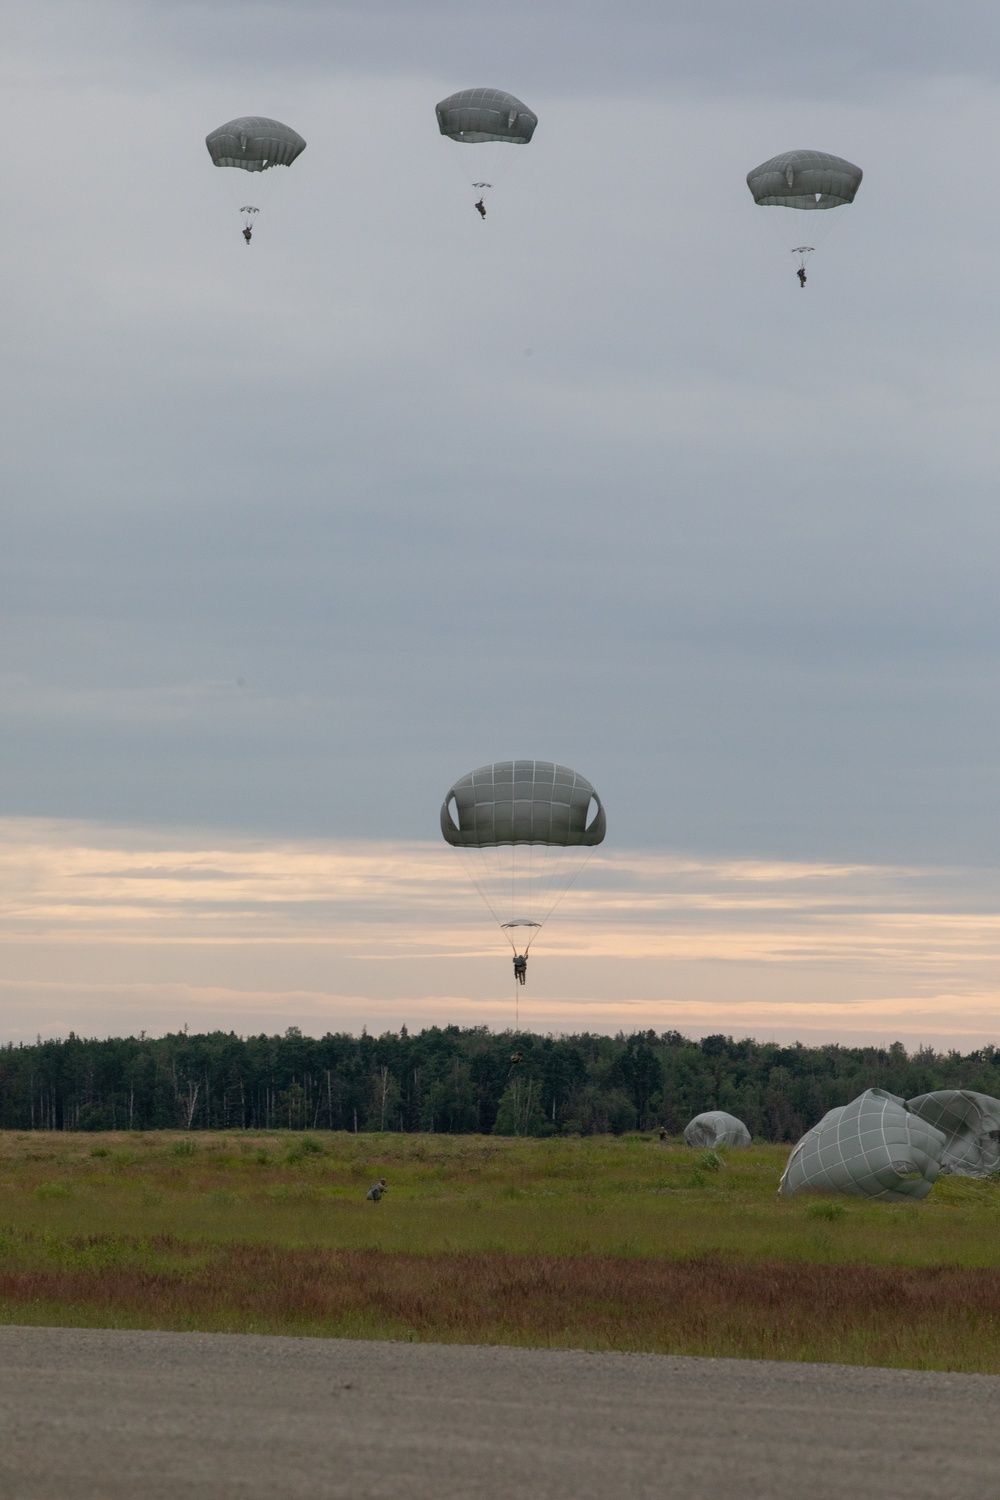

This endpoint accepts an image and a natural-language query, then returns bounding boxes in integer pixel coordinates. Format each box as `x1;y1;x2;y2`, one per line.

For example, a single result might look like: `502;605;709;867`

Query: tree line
2;1026;998;1140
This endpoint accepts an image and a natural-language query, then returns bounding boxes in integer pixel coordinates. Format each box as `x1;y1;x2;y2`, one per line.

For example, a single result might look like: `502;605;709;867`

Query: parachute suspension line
758;198;853;279
454;837;589;957
445;140;523;210
533;843;599;937
456;846;505;932
525;836;594;938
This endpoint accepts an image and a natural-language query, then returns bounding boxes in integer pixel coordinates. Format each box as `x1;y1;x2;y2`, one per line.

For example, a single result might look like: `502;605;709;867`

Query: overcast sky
4;2;1000;1043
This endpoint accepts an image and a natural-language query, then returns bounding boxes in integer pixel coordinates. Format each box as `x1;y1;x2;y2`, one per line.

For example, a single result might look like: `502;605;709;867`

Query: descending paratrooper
205;116;307;243
440;760;606;990
747;149;863;286
435;88;538;217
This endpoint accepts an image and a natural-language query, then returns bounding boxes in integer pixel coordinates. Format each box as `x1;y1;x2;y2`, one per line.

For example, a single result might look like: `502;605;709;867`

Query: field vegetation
2;1129;1000;1371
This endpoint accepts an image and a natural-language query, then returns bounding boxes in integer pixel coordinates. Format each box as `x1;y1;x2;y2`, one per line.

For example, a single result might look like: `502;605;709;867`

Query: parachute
440;760;605;980
906;1091;1000;1178
684;1112;752;1149
205;116;307;239
746;149;862;282
435;88;537;213
779;1089;945;1201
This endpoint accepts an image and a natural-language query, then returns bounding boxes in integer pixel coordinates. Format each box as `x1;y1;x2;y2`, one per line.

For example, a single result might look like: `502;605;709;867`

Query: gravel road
0;1325;994;1499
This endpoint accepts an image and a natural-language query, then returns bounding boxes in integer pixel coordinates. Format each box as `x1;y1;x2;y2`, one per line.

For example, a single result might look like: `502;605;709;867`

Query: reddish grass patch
2;1240;999;1368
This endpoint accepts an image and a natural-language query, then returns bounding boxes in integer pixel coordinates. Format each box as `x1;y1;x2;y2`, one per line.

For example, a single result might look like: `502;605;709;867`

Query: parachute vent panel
436;88;537;144
440;760;605;848
206;116;307;171
747;149;862;209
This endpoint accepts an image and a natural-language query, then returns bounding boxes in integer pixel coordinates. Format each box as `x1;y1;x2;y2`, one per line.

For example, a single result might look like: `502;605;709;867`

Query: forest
1;1026;998;1140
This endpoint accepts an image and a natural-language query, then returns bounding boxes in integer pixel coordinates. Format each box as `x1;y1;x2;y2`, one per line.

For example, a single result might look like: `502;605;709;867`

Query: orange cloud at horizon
1;817;998;1048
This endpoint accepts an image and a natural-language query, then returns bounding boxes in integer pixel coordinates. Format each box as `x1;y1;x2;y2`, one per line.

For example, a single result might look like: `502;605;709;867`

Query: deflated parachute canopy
435;88;538;144
746;149;862;209
906;1091;1000;1178
205;116;307;172
684;1112;752;1149
779;1089;946;1201
441;761;605;968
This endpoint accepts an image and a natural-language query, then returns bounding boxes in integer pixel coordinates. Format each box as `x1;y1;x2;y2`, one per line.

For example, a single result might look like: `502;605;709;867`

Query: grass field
2;1129;1000;1370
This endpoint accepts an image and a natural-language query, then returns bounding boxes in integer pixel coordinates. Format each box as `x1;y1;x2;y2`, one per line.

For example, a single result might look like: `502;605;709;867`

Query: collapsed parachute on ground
684;1112;752;1149
435;88;537;212
906;1091;1000;1178
779;1089;946;1201
746;148;862;282
205;116;307;238
440;760;605;982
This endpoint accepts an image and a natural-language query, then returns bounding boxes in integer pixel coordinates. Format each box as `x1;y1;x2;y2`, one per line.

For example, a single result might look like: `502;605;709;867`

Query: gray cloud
23;2;1000;97
3;4;1000;867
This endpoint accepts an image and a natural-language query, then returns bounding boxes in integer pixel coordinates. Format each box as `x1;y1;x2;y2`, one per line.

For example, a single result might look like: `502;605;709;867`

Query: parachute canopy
436;89;537;144
684;1112;752;1149
779;1089;946;1201
205;117;307;172
747;150;862;210
907;1090;1000;1179
441;761;605;848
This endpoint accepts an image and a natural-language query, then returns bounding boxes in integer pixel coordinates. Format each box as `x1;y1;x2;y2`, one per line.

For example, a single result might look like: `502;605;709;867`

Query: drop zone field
2;1130;1000;1371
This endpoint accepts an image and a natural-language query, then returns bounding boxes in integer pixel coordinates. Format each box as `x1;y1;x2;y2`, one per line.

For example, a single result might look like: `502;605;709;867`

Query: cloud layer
4;818;999;1047
3;3;1000;1045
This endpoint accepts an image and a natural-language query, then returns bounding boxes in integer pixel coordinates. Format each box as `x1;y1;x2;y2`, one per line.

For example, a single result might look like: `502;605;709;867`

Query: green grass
1;1129;998;1266
2;1130;1000;1370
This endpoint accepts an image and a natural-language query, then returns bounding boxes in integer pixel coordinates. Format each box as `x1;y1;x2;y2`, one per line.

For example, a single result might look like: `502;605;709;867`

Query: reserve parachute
435;88;537;217
205;116;307;243
747;149;862;285
440;760;605;987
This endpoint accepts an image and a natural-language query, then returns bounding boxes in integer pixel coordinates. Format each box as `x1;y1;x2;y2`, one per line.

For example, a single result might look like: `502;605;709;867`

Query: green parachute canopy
746;149;862;210
441;760;605;849
435;89;537;145
205;117;307;172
